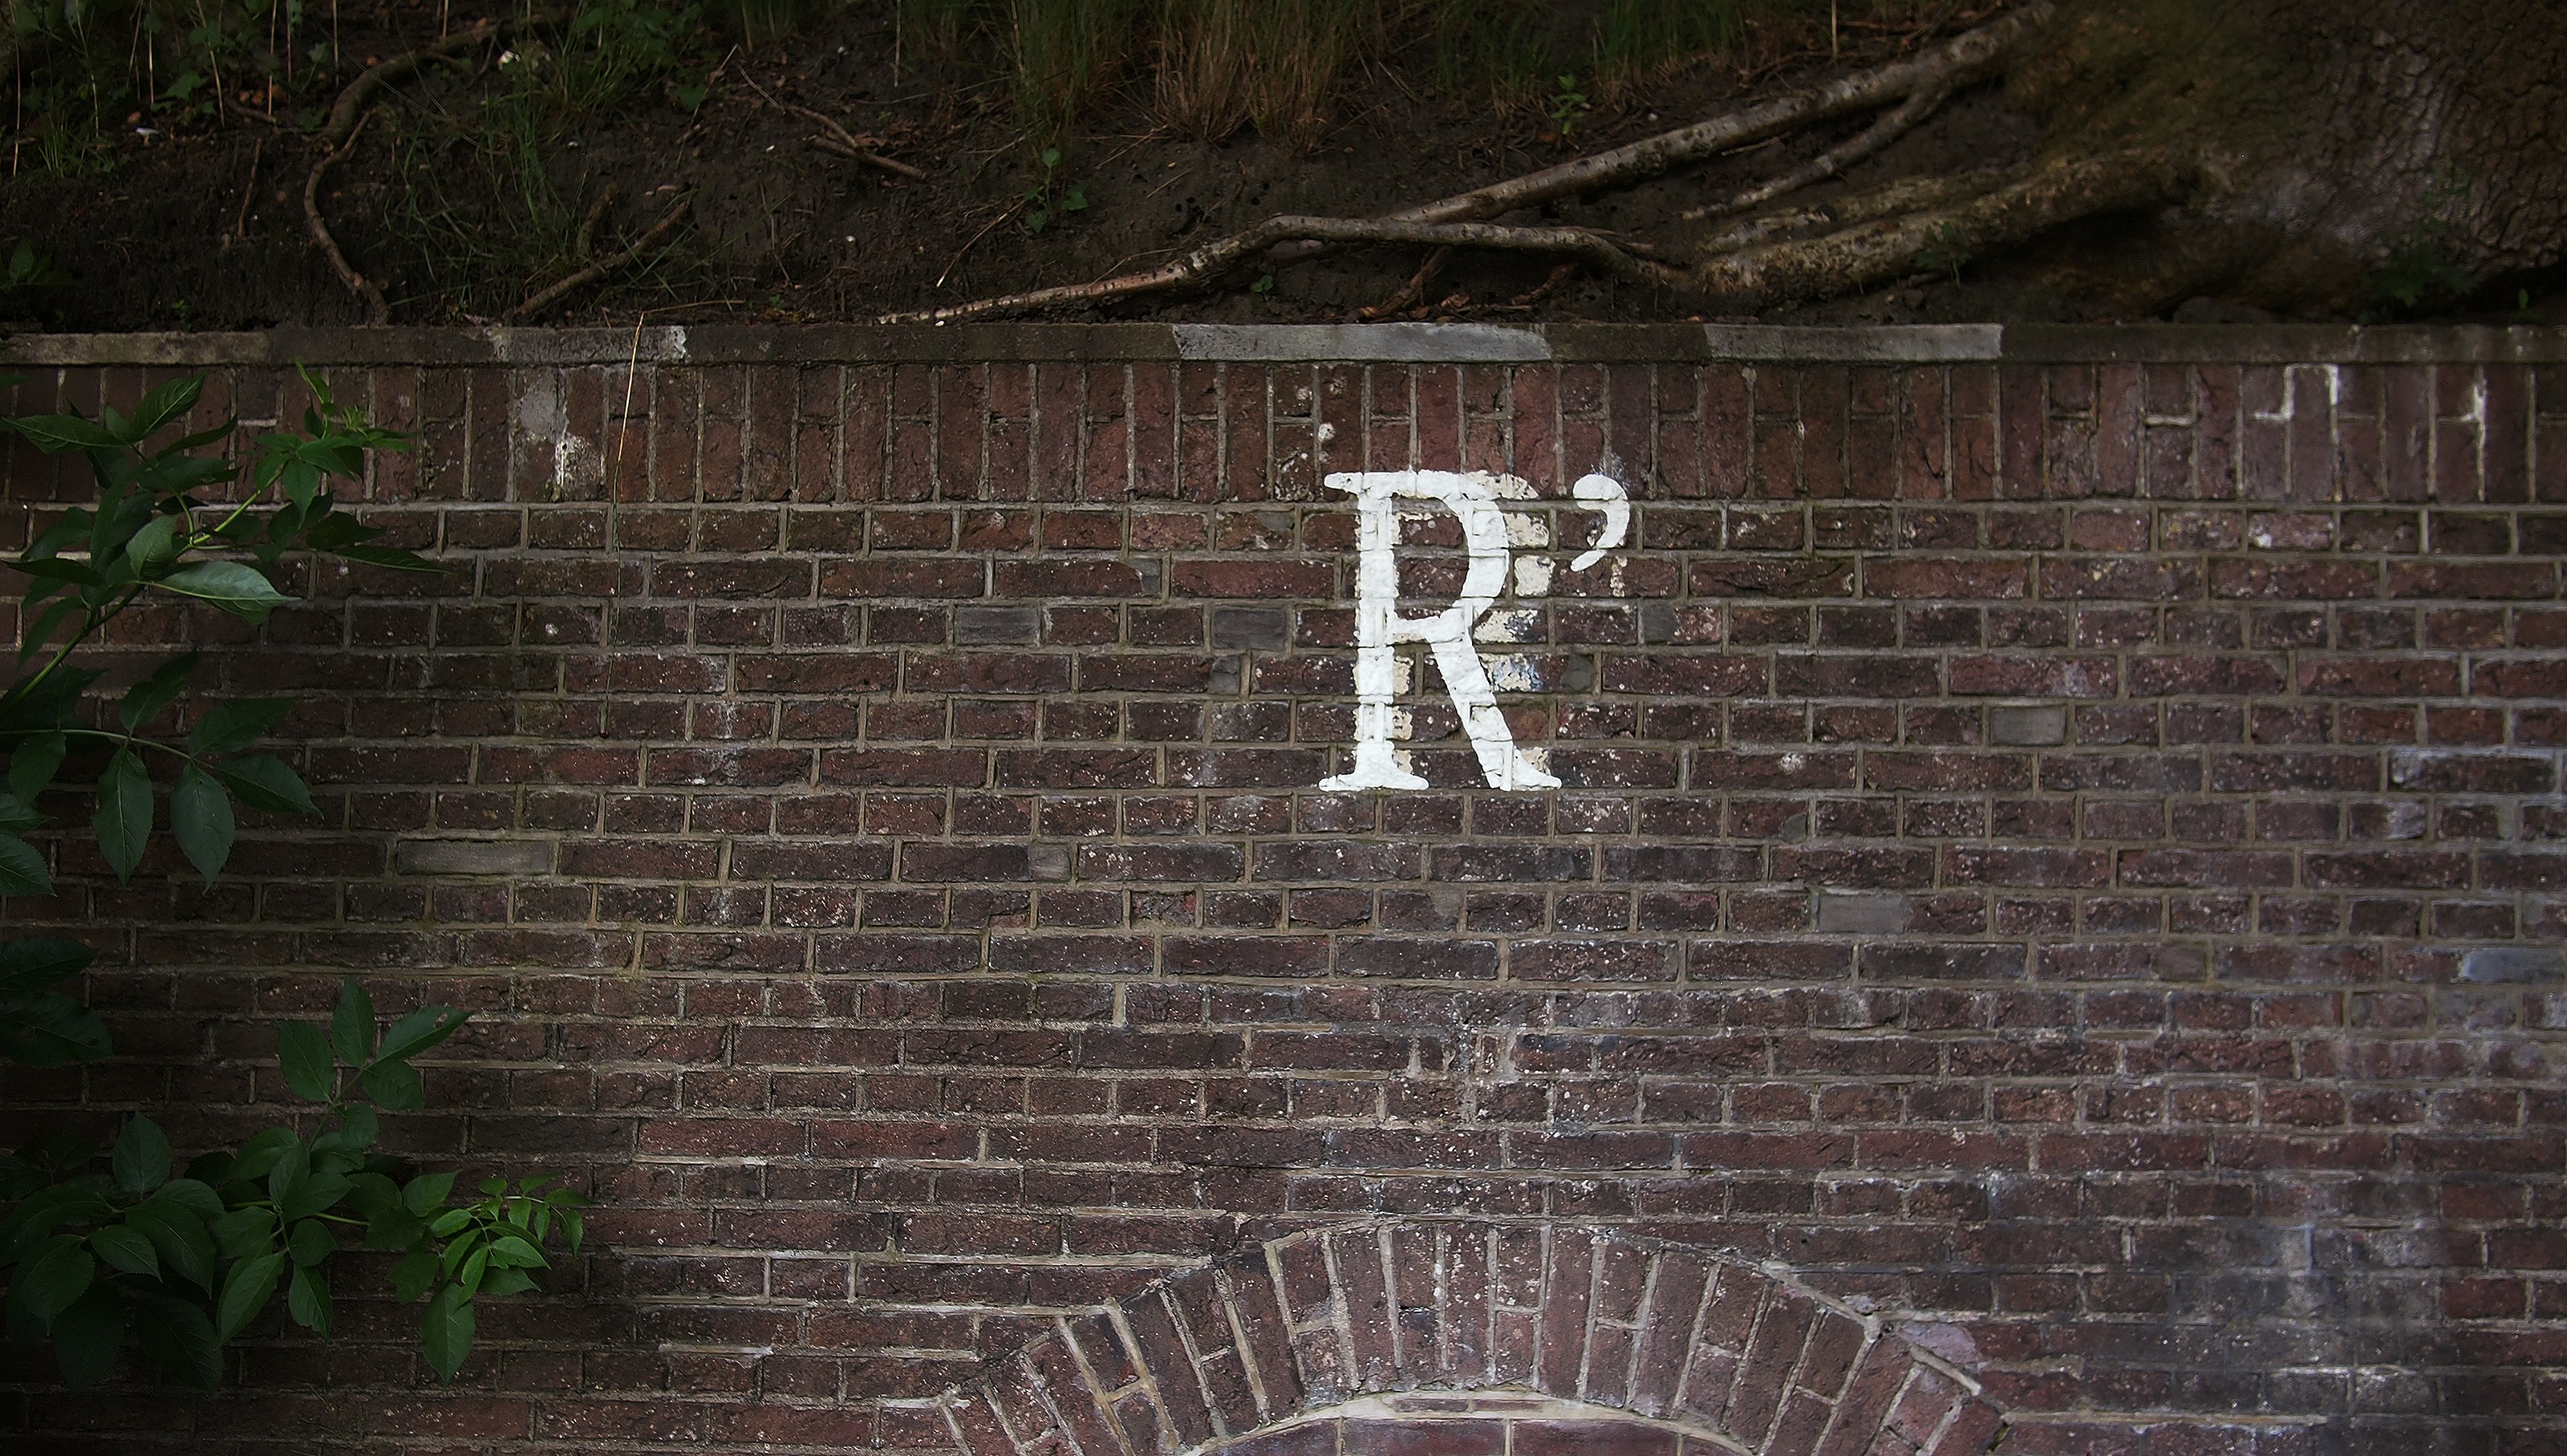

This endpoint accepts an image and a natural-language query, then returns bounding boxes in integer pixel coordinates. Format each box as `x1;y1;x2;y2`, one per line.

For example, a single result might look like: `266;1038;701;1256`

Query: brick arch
926;1220;2003;1456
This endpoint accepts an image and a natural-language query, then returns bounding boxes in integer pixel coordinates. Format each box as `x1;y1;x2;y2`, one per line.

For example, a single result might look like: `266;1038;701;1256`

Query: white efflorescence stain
1319;469;1628;793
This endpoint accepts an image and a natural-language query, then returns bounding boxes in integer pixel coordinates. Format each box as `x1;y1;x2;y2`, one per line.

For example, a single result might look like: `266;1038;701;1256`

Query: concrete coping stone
5;322;2567;367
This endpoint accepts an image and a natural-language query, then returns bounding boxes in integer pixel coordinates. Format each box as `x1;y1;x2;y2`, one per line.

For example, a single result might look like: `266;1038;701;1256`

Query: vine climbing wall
2;322;2564;1454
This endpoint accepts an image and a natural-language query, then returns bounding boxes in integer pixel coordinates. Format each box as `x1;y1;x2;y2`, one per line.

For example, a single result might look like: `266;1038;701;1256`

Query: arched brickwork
926;1220;2004;1456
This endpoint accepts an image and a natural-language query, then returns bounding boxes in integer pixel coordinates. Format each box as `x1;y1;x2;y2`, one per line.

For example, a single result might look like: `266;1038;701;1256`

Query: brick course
1;326;2563;1453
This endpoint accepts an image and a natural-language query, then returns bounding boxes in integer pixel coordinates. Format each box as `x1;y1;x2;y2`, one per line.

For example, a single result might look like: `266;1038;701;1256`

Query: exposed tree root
878;217;1677;325
1687;147;2192;310
909;3;2052;323
318;18;508;148
1697;168;2010;255
1261;2;2052;267
1681;81;1953;221
303;112;388;326
509;197;693;322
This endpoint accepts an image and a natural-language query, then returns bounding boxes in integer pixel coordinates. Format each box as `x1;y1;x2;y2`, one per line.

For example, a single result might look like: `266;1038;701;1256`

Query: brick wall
2;324;2563;1454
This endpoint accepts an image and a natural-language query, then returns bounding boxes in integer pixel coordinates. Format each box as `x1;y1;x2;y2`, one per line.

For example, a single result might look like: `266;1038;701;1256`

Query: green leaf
149;1178;224;1221
134;1294;221;1389
212;754;314;817
389;1244;439;1302
404;1170;457;1216
0;831;51;895
215;1250;284;1339
208;1206;275;1260
0;990;108;1065
356;1058;423;1110
12;1235;95;1327
330;978;375;1065
0;790;39;833
425;1207;473;1239
286;1263;331;1336
481;1268;537;1297
188;699;294;756
486;1234;545;1269
8;555;101;586
50;1283;125;1388
420;1282;475;1382
16;598;82;664
87;1222;158;1277
152;561;291;623
92;749;152;882
375;1005;469;1064
111;1115;171;1195
124;513;184;569
117;651;199;732
224;1127;299;1186
315;1102;379;1157
127;1201;217;1290
266;1139;309;1211
9;413;124;452
286;1217;335;1267
6;731;66;802
0;935;91;996
128;375;205;440
276;1020;331;1102
279;1172;350;1223
457;1242;489;1294
170;764;234;885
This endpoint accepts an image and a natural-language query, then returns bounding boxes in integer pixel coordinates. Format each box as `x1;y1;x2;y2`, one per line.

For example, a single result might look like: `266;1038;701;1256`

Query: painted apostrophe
1320;469;1628;793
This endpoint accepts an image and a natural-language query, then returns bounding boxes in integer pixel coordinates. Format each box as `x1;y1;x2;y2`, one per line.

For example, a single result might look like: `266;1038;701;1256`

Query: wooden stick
509;198;691;322
318;17;505;148
1679;80;1953;221
303;111;389;325
878;217;1679;326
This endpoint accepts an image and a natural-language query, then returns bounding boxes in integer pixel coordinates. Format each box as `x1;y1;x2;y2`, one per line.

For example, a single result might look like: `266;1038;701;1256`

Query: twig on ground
936;198;1029;289
304;110;388;325
1511;262;1580;307
230;136;263;243
509;197;692;322
575;185;624;260
880;216;1679;326
738;72;929;180
1360;246;1451;320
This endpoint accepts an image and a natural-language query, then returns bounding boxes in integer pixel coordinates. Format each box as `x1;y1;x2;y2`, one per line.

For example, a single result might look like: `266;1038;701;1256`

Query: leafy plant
1020;145;1089;234
1;979;585;1387
2;242;74;292
1547;72;1588;139
1913;221;1969;285
0;369;583;1387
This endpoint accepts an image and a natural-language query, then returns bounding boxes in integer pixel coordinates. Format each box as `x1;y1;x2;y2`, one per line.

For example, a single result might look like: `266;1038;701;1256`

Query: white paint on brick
1321;468;1628;792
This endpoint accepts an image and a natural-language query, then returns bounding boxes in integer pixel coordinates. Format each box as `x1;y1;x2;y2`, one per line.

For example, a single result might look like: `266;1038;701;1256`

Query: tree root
877;217;1679;326
1680;80;1952;221
1686;147;2193;310
1697;168;2009;256
509;197;693;322
906;3;2052;323
305;17;513;324
304;112;389;326
318;18;508;148
1260;1;2051;268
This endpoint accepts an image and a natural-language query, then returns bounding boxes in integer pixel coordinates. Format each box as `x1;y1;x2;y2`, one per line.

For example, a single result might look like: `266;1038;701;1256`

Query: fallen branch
1697;168;2008;256
318;18;507;147
1261;1;2053;267
739;73;929;180
509;197;692;322
575;185;624;259
1680;80;1953;221
304;111;389;325
1360;245;1452;320
878;217;1680;326
1689;147;2192;310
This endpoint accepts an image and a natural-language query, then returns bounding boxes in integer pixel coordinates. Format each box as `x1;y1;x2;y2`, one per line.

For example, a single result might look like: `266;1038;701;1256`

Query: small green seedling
1023;147;1088;235
1550;74;1589;139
